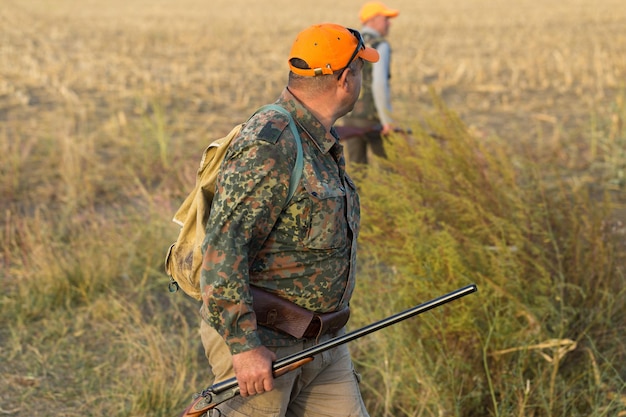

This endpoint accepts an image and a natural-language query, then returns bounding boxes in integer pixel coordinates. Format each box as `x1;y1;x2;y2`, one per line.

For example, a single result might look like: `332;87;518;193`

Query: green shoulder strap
255;104;304;203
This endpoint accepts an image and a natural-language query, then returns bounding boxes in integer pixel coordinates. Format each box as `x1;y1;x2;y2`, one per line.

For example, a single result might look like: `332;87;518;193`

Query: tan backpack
165;105;303;300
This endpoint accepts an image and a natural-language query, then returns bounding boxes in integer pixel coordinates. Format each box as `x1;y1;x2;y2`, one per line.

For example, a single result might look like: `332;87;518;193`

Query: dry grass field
1;0;625;416
4;0;625;135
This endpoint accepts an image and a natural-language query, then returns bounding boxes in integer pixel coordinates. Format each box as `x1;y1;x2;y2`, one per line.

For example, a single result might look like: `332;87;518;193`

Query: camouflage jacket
200;88;360;355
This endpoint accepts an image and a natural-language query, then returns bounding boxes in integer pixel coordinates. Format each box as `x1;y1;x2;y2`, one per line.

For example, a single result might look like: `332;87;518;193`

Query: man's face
342;59;364;115
371;15;392;36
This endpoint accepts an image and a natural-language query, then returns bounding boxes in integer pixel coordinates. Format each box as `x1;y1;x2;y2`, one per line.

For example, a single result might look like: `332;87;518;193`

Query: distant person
199;23;379;416
342;1;399;165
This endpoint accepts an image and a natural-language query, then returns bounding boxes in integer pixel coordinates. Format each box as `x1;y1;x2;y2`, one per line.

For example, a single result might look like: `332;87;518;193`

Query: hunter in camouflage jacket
200;87;360;355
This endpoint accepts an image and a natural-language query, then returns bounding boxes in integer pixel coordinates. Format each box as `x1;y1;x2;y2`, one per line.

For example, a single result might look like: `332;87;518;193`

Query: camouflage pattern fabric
200;88;360;355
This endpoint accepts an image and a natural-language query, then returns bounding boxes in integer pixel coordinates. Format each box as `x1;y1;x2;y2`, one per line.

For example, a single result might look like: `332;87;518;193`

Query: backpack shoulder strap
254;104;303;203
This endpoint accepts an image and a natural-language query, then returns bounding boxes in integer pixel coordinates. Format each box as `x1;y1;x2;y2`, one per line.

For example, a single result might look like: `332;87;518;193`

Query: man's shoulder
242;108;291;145
362;31;386;48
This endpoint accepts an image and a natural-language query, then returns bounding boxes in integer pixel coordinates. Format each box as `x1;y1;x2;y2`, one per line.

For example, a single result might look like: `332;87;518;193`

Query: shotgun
179;284;477;417
335;124;412;140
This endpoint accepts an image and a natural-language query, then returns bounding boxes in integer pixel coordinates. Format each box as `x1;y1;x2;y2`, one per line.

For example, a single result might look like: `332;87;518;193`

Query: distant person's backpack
165;104;303;300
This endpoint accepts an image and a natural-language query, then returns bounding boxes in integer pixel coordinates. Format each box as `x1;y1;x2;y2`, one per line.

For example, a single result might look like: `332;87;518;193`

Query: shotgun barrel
180;284;477;417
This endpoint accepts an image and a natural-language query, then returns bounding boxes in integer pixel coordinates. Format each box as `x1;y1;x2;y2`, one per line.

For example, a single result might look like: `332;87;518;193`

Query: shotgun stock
179;284;477;417
335;125;412;140
335;125;381;139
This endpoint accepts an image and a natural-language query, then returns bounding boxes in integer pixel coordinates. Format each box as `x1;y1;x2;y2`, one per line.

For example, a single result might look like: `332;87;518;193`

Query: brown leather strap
303;307;351;339
251;286;350;339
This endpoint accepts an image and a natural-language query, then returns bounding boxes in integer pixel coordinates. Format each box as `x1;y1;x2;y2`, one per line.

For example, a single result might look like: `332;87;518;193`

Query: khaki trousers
344;130;386;166
200;320;369;417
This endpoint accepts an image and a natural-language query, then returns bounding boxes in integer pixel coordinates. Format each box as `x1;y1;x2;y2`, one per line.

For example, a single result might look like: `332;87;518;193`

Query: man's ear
337;68;351;90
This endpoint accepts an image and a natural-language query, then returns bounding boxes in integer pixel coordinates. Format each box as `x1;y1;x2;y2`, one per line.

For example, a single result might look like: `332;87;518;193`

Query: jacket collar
276;87;337;155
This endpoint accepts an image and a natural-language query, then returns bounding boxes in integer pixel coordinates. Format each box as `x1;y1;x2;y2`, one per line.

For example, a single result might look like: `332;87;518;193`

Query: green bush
349;95;625;416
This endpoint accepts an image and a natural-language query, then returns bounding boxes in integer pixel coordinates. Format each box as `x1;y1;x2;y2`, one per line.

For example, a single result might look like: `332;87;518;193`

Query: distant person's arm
371;41;393;133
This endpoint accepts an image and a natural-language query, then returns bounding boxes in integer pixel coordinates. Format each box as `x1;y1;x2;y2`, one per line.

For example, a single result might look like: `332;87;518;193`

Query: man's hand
381;123;393;135
232;345;277;397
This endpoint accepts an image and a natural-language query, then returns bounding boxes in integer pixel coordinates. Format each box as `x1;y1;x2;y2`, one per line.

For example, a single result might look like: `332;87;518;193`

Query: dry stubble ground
3;0;625;137
1;0;625;415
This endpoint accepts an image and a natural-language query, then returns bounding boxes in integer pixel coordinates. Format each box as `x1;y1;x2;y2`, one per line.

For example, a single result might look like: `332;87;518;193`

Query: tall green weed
350;93;625;416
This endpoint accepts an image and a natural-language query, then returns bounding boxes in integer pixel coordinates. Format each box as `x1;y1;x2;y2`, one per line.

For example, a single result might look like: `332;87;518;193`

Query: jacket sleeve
199;114;294;355
371;41;394;126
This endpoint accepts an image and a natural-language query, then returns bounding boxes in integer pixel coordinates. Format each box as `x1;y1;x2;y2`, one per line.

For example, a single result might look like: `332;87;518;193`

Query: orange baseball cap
359;1;399;23
288;23;379;77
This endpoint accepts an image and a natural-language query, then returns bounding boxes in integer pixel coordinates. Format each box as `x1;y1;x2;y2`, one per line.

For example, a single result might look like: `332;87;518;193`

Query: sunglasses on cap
336;28;365;80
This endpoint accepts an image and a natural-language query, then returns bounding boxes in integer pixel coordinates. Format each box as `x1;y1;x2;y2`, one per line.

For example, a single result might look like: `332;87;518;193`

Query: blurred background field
1;0;624;416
